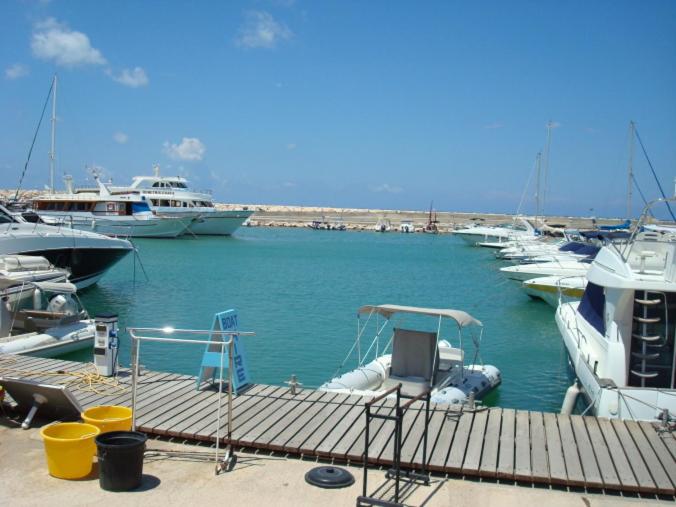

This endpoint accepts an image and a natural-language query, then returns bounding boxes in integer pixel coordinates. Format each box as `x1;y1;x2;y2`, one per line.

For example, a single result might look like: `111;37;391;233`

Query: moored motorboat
0;205;132;289
453;217;538;246
556;199;676;421
320;304;501;405
0;259;94;357
34;177;192;238
500;258;591;282
523;275;586;308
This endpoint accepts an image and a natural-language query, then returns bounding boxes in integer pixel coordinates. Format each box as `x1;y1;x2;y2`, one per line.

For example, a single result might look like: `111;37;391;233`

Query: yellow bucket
40;422;101;479
81;405;133;433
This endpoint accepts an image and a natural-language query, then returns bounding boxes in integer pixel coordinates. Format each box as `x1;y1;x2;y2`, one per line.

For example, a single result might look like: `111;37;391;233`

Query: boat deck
1;354;674;496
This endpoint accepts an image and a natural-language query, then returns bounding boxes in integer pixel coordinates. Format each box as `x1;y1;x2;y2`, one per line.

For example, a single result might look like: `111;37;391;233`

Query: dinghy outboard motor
46;293;79;316
94;313;119;377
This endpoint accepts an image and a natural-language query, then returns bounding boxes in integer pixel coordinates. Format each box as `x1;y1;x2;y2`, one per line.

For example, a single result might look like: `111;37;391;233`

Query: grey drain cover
305;466;355;489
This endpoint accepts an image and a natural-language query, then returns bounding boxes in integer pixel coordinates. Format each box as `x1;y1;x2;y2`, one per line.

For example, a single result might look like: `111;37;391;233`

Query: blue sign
196;309;251;393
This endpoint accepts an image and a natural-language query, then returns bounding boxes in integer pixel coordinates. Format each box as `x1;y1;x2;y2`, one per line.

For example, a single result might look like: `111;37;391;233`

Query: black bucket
95;431;147;491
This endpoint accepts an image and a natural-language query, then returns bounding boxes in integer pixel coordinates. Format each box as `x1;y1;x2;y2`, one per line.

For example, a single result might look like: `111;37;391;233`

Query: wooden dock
1;354;675;496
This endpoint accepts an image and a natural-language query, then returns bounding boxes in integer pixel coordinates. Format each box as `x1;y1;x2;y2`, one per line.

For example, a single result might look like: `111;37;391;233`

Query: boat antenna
626;121;635;219
49;74;57;194
13;75;55;202
633;123;676;221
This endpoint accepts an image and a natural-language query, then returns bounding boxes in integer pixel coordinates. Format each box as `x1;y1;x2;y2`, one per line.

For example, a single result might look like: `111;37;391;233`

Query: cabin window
579;282;605;335
160;200;170;207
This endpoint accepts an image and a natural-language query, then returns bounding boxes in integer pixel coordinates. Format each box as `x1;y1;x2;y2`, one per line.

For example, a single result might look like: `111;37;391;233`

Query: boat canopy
32;281;77;293
357;304;482;327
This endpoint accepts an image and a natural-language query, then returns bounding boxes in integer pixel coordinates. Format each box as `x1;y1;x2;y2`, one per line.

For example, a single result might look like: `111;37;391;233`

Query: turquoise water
65;228;572;412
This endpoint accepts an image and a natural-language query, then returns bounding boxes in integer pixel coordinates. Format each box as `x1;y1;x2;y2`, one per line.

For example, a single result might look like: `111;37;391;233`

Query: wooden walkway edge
1;355;674;496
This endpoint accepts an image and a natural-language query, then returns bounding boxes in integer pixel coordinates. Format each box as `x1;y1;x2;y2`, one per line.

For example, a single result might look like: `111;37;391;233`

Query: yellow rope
0;362;127;396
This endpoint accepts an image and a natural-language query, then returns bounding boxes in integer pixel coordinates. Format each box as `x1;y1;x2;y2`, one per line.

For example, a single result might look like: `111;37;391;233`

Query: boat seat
387;327;437;397
382;376;430;398
438;347;463;372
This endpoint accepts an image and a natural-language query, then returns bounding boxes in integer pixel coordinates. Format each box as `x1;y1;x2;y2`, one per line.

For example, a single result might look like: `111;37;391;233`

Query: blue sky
1;0;675;217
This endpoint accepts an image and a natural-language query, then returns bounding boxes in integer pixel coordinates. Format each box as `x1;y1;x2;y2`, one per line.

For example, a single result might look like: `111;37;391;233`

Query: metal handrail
127;326;255;473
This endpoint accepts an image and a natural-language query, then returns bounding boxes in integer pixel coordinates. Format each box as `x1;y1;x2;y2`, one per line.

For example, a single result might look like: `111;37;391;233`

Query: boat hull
556;302;676;421
187;210;254;236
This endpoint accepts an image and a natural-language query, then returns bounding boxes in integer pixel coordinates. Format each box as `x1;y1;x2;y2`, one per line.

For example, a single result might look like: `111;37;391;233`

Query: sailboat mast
534;152;542;224
49;74;57;194
627;120;635;218
541;121;553;218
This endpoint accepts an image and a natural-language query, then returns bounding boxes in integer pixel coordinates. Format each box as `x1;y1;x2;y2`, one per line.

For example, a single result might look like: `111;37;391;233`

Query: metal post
422;391;430;476
214;339;225;472
227;339;234;449
395;387;401;504
363;404;370;498
130;336;140;431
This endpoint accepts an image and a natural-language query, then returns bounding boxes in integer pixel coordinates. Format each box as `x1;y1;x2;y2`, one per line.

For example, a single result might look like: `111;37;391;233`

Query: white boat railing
127;326;255;474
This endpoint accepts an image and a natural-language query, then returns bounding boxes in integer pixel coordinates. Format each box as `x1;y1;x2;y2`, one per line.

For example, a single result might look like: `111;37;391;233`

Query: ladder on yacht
631;291;667;387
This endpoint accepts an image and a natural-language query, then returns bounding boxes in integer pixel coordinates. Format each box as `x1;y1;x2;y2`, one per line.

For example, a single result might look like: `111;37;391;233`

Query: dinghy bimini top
320;304;501;405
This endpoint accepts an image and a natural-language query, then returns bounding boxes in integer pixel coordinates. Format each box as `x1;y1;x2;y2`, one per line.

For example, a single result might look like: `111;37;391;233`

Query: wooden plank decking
1;355;675;496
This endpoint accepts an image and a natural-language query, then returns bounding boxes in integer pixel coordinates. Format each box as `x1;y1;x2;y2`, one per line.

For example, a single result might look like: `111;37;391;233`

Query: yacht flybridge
320;305;501;405
118;165;253;236
0;205;132;289
556;198;676;422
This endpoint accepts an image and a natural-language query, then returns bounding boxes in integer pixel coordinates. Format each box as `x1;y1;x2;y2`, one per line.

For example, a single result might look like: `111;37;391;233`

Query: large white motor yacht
320;305;501;405
34;177;191;239
556;200;676;422
0;205;132;289
111;166;253;236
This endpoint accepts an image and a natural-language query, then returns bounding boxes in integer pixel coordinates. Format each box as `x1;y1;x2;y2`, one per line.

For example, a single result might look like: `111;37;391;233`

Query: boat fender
560;382;583;415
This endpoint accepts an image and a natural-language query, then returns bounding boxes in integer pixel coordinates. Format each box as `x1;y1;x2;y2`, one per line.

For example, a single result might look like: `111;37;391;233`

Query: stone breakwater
216;203;623;232
1;190;623;232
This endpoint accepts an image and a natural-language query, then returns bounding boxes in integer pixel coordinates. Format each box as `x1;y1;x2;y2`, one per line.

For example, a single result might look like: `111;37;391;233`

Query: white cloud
109;67;149;87
5;63;29;79
236;11;293;49
113;132;128;144
31;18;106;67
484;122;503;129
283;181;297;188
163;137;206;161
372;183;403;194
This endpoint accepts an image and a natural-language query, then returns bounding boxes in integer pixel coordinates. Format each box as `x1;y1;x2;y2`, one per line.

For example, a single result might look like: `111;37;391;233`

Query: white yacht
320;305;501;405
556;199;676;422
523;275;586;308
0;256;94;357
500;258;591;282
0;205;132;289
453;217;538;246
34;177;191;238
115;166;253;236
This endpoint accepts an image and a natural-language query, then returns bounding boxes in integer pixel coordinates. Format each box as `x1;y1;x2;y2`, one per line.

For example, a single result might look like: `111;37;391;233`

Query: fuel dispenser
94;313;119;376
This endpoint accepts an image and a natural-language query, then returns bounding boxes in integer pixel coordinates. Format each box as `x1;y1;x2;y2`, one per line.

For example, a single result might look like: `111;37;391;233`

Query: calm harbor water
65;227;572;413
